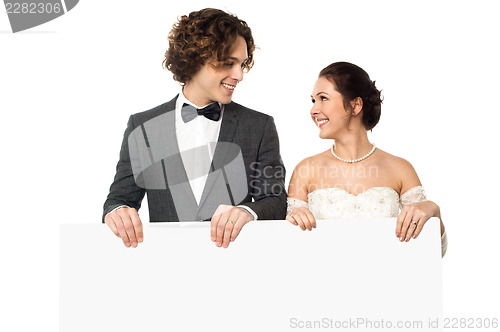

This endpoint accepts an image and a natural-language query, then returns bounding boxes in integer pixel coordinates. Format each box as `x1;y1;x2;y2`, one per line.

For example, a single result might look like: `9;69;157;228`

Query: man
103;8;286;249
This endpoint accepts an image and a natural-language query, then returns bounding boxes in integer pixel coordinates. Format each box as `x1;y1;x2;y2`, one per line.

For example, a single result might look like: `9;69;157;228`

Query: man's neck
182;85;211;108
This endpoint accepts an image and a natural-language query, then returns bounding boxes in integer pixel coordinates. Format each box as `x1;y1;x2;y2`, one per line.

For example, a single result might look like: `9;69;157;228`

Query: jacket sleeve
102;115;146;222
242;116;287;220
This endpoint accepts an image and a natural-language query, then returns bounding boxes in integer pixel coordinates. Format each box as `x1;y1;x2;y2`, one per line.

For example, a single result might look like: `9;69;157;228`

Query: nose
310;103;320;116
232;65;244;82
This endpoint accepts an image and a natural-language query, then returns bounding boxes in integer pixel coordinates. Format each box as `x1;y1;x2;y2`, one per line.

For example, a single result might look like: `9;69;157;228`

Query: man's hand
210;205;253;248
105;207;144;248
396;201;441;242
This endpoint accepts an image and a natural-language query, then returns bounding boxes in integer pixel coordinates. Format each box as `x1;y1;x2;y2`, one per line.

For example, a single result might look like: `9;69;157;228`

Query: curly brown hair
163;8;255;84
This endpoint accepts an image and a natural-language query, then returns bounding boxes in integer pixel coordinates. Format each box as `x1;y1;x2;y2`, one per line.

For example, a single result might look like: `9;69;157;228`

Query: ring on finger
411;220;418;226
227;219;236;225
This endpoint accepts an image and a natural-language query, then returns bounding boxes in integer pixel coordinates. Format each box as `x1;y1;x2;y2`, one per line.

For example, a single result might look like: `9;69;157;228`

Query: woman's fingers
395;207;408;238
399;209;413;241
287;208;315;231
293;213;308;230
404;219;419;241
303;208;317;229
412;218;427;239
286;215;298;226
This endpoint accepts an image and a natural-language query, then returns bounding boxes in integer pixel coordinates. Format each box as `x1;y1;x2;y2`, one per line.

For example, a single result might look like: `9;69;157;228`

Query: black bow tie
181;102;221;123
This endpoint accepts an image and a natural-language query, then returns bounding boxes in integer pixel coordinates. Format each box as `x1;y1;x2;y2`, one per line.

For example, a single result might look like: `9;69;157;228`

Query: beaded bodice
287;186;426;219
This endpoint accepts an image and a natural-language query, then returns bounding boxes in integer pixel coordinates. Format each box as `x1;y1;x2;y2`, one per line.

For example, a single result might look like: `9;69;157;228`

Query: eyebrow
227;56;247;63
311;92;329;97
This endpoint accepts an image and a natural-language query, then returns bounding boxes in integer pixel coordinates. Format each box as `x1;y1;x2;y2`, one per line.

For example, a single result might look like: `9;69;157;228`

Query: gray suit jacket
103;95;286;222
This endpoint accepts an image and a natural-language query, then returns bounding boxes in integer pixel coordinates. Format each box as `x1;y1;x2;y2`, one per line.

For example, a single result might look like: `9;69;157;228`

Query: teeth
317;119;329;126
222;83;235;90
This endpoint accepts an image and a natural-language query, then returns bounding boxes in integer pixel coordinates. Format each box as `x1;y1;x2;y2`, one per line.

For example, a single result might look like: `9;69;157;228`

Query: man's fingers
119;214;138;247
222;218;235;248
215;212;230;247
129;209;143;244
225;208;250;244
210;217;218;242
105;208;143;248
211;205;232;245
227;208;253;244
105;217;120;237
230;218;244;242
113;215;132;247
210;206;223;242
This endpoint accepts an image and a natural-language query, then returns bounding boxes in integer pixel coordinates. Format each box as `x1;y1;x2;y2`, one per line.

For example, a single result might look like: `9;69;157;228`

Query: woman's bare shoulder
375;148;421;189
375;149;415;170
294;149;331;169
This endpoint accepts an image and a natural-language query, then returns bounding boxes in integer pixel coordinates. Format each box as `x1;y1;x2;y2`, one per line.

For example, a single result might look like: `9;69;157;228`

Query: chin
318;131;329;140
319;130;335;140
219;96;233;105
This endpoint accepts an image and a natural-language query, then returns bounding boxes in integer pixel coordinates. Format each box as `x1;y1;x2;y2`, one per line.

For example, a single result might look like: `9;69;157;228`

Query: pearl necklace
330;143;376;163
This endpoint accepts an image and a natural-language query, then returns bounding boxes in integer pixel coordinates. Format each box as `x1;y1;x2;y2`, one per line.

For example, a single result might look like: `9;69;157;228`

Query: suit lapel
216;102;239;144
144;95;198;219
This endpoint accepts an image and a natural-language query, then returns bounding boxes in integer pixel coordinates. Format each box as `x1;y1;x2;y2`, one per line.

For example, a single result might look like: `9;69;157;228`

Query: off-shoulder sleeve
400;186;448;257
400;186;427;206
286;197;308;215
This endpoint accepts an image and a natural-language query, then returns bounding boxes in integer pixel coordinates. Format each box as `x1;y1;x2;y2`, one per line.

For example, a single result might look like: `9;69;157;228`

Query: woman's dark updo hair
319;62;383;131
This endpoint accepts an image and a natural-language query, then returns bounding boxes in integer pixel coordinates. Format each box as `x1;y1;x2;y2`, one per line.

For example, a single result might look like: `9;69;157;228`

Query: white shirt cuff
109;205;129;214
237;205;258;221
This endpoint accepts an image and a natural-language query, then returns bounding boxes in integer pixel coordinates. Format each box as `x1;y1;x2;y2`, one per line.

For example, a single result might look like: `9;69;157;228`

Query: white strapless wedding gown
287;186;447;257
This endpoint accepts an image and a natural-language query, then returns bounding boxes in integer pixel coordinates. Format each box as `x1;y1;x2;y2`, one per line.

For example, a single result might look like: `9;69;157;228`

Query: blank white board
60;218;442;331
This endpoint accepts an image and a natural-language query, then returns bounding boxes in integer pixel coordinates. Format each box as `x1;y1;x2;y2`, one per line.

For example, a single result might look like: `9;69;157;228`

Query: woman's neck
332;132;372;161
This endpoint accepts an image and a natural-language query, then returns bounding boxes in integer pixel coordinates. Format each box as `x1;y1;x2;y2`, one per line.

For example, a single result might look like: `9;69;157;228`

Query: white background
1;0;499;330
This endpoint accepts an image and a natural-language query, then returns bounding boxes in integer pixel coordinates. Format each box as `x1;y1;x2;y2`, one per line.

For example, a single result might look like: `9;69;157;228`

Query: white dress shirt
175;91;223;204
174;90;257;220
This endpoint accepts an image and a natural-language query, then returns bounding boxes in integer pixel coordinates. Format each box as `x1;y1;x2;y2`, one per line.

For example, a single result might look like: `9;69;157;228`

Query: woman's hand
286;207;317;231
396;201;441;242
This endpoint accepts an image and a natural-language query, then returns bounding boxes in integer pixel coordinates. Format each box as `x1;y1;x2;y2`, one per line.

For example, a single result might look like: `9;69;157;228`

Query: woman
286;62;447;257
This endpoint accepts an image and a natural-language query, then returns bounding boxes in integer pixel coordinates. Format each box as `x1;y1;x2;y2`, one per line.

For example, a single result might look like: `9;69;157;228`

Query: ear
351;97;363;116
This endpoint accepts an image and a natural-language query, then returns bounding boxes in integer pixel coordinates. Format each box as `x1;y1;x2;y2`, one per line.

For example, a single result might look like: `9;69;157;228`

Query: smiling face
182;35;248;107
310;76;352;139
